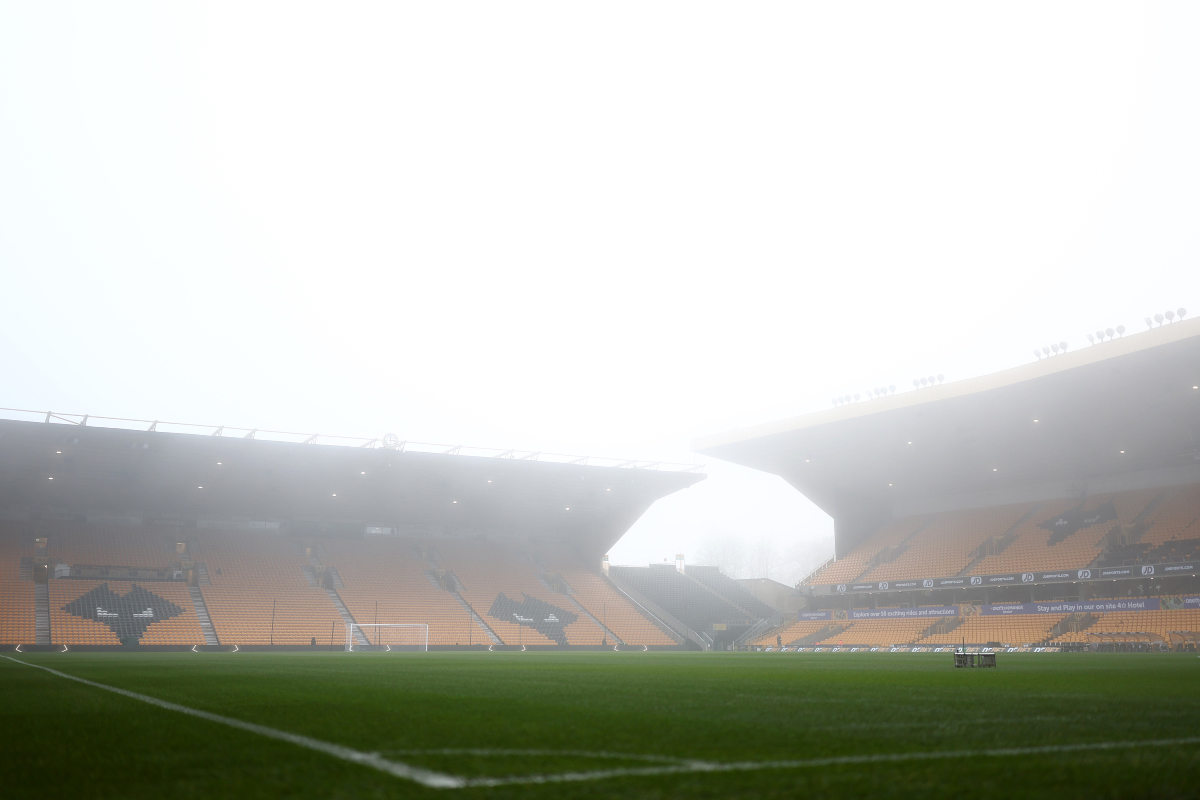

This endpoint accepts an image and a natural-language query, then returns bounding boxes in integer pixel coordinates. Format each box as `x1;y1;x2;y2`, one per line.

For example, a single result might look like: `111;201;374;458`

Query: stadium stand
858;505;1033;582
0;530;35;645
49;579;204;645
816;617;935;647
322;537;493;646
0;517;684;646
546;565;677;646
608;564;759;636
811;517;932;586
751;619;839;647
45;523;178;570
194;530;345;645
683;565;775;619
809;486;1196;587
917;611;1067;647
1050;603;1200;646
437;539;605;646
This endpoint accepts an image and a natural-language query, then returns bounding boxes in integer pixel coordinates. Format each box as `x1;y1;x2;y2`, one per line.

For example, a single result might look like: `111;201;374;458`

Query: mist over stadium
2;4;1199;798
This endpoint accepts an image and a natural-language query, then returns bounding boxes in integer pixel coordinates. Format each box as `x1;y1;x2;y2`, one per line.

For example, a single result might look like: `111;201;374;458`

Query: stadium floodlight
1042;346;1050;356
1144;316;1153;328
1179;308;1188;319
345;623;428;651
853;393;860;401
1051;343;1059;354
914;378;921;386
1032;349;1041;360
1165;309;1175;323
831;398;838;406
936;374;944;383
1060;341;1068;352
1155;313;1164;325
889;384;896;393
920;377;927;387
1116;324;1125;335
1086;333;1095;344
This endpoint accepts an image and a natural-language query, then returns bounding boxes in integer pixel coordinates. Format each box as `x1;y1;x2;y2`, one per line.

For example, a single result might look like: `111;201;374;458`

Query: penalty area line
2;656;464;789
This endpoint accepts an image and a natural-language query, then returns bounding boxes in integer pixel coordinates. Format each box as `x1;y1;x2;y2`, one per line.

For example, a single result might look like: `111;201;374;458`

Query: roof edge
693;316;1200;453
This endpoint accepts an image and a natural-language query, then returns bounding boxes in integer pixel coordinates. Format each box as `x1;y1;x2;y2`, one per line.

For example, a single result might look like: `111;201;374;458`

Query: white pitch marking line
6;656;1199;790
382;748;688;764
2;657;465;789
455;736;1200;788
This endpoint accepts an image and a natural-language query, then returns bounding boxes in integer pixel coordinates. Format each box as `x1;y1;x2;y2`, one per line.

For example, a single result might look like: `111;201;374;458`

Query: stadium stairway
34;582;50;644
918;615;962;640
446;581;502;645
326;588;370;647
957;504;1042;576
560;592;623;645
793;624;848;646
604;571;702;647
1047;612;1098;642
852;516;940;582
188;585;220;645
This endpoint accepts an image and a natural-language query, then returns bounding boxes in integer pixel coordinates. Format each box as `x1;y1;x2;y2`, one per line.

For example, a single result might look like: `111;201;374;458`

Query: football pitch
3;651;1198;799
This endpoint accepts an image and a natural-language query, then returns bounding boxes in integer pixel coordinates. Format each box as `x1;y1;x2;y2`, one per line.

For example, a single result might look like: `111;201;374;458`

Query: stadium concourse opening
694;315;1200;653
0;417;705;650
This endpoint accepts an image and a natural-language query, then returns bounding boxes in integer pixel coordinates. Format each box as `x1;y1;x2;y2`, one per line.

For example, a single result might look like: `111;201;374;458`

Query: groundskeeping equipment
345;623;429;652
954;643;997;668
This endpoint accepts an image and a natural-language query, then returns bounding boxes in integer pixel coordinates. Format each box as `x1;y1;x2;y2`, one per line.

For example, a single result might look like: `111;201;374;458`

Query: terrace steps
34;582;50;644
326;588;369;646
189;586;220;645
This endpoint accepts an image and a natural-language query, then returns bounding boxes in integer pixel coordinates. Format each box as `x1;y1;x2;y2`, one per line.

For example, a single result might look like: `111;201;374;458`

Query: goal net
345;623;429;652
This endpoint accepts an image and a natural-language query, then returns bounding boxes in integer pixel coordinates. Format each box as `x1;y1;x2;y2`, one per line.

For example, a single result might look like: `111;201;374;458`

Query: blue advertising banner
849;605;958;620
797;597;1199;622
978;598;1160;615
824;562;1195;595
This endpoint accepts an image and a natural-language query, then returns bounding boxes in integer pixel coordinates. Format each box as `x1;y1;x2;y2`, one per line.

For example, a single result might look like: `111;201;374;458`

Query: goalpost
345;623;429;652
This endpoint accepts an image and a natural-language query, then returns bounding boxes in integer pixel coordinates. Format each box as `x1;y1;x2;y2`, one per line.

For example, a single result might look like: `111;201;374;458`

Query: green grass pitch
2;651;1198;798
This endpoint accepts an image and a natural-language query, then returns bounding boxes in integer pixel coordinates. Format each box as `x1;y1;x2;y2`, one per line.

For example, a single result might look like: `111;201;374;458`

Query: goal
345;623;429;652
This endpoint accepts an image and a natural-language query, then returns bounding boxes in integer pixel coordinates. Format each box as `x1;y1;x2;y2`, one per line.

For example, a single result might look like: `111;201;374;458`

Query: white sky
1;3;1197;583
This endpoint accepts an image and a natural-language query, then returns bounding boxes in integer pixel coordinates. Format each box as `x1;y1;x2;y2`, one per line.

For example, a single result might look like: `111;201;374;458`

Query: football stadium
2;317;1199;798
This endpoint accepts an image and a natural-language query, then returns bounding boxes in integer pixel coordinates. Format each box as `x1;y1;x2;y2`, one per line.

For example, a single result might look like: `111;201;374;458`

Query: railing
734;612;784;646
796;555;836;587
0;407;704;474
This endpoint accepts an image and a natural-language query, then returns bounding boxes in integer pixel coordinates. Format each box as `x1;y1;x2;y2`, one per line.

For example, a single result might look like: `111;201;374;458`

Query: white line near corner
458;737;1200;788
2;656;464;789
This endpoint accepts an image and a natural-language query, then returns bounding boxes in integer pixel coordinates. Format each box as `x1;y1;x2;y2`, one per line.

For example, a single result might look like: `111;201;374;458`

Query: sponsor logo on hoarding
878;581;889;590
1021;573;1034;582
836;584;847;593
970;576;982;585
1078;569;1091;579
923;579;934;588
1142;565;1154;575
